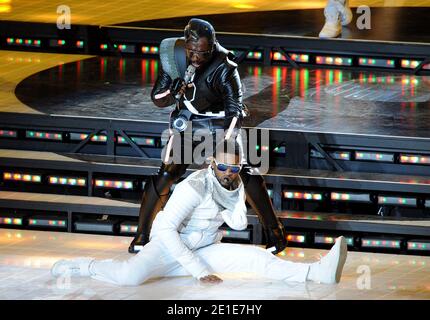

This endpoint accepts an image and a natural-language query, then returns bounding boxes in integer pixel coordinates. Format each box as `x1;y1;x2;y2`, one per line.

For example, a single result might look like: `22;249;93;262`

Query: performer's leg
52;241;178;286
194;237;347;284
195;243;309;282
129;162;189;253
240;166;288;254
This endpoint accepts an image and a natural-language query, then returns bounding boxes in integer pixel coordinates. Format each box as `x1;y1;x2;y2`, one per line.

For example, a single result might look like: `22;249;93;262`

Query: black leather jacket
151;42;244;129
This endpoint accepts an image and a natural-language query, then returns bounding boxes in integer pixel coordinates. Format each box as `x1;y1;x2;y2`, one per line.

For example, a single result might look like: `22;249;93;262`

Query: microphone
175;65;196;100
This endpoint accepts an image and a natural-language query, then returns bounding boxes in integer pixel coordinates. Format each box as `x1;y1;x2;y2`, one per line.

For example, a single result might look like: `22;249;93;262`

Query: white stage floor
0;229;429;300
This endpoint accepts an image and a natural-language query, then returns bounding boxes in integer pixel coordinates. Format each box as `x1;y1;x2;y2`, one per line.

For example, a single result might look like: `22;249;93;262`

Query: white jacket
150;166;248;279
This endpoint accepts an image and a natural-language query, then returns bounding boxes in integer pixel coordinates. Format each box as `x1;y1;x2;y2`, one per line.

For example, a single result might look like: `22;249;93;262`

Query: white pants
89;241;311;286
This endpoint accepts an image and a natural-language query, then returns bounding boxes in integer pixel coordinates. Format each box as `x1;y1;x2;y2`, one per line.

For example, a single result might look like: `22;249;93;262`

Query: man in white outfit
51;141;348;286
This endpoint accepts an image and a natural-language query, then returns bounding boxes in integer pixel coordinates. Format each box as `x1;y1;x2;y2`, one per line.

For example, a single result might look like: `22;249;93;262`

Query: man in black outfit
129;18;288;255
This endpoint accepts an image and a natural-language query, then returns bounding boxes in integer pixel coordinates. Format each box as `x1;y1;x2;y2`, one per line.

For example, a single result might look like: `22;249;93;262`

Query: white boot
334;0;353;26
307;236;348;284
51;257;94;277
319;0;342;38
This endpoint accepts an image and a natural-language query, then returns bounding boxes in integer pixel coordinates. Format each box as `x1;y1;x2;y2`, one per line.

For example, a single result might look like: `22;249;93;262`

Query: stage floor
1;1;428;26
0;229;429;300
11;54;430;139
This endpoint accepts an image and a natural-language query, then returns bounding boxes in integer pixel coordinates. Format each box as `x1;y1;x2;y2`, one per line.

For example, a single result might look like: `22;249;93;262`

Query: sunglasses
185;48;212;58
214;160;242;174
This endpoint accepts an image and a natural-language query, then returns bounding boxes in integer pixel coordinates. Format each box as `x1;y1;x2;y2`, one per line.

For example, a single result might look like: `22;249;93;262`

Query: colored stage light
29;217;67;228
3;172;42;183
255;145;269;152
377;195;417;207
220;228;251;240
15;38;23;44
100;44;108;50
284;191;323;201
247;51;263;60
116;136;156;147
289;53;309;63
120;222;138;234
407;240;430;251
399;154;430;165
48;176;86;187
314;234;354;246
329;151;351;161
141;46;159;54
401;59;421;69
287;233;306;243
424;64;430;70
273;146;286;154
358;57;396;68
0;217;23;226
69;132;108;142
284;212;323;221
94;179;134;190
0;129;17;138
355;151;394;162
331;192;372;203
316;55;352;66
6;37;14;44
76;41;84;48
272;51;287;61
116;44;135;53
26;130;62;141
34;40;41;47
361;238;401;249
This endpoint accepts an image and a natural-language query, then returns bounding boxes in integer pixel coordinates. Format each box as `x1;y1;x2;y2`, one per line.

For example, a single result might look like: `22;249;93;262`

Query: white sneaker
308;236;348;284
51;257;94;278
334;0;353;26
319;0;342;38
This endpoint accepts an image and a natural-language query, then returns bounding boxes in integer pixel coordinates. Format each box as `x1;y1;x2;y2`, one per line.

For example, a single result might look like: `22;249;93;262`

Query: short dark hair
184;18;216;47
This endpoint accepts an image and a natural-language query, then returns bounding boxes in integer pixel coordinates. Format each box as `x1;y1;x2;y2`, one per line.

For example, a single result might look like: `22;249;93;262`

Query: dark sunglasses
185;48;212;57
214;160;242;174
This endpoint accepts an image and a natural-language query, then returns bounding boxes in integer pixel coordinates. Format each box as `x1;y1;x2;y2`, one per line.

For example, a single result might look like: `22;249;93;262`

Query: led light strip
29;219;66;227
94;179;134;189
26;131;62;141
355;151;394;162
362;238;401;249
0;217;23;225
3;172;42;183
116;136;156;146
120;224;138;233
399;154;430;165
314;235;354;246
0;129;17;138
331;192;371;203
378;196;416;207
407;240;430;251
141;46;159;54
316;56;353;66
284;191;323;201
287;234;306;243
48;176;86;187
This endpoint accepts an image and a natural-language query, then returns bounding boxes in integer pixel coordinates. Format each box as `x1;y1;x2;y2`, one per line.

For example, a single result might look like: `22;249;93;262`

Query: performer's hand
199;274;223;284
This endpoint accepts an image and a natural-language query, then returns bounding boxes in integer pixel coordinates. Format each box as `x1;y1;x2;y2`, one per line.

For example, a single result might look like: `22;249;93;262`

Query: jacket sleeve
220;67;243;128
150;65;176;108
220;186;248;230
150;181;211;279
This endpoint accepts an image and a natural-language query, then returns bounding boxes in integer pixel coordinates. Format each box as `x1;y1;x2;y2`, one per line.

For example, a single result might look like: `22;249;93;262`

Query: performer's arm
220;186;248;230
151;66;176;107
150;182;211;279
218;67;243;130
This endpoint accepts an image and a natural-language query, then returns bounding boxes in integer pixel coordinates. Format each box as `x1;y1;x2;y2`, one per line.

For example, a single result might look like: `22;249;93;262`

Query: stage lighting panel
0;129;17;138
120;221;138;234
401;59;422;69
26;130;62;141
48;176;87;187
49;39;66;47
355;151;394;162
407;240;430;252
70;132;107;143
377;195;417;207
286;233;306;243
329;151;351;160
358;57;395;68
272;51;287;61
94;179;134;190
314;234;354;246
141;45;159;54
399;154;430;165
100;44;108;50
74;218;117;234
116;136;156;147
29;216;67;228
0;214;24;226
76;41;84;48
3;172;42;183
219;227;251;241
284;190;323;201
331;192;372;203
116;44;135;53
246;51;263;60
316;55;353;66
361;237;402;249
